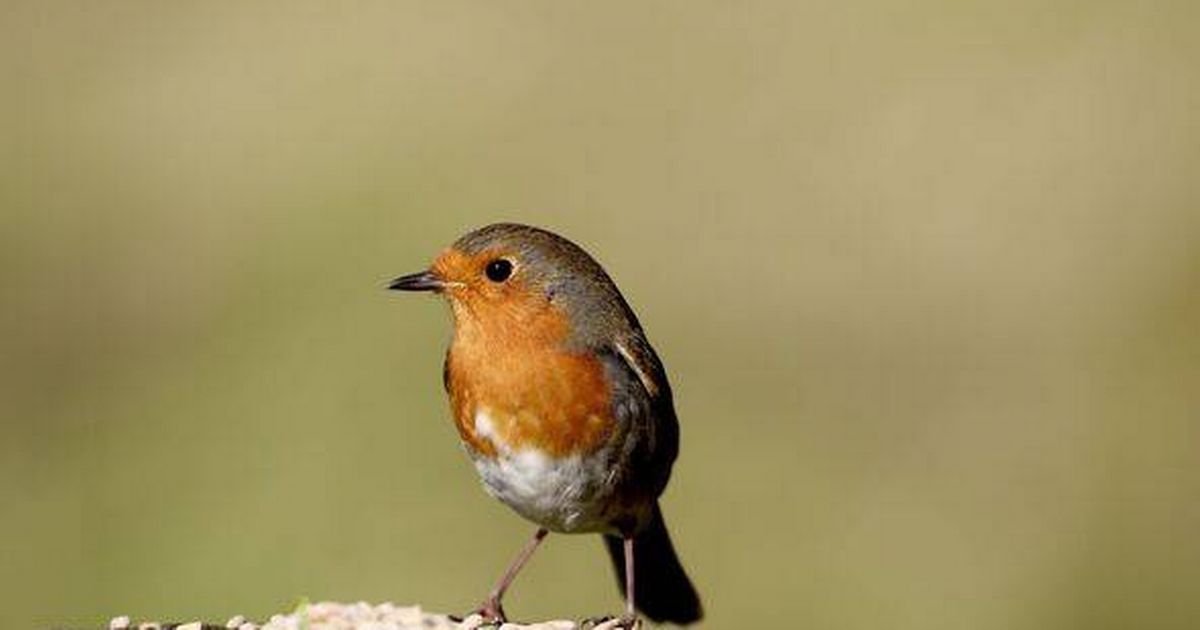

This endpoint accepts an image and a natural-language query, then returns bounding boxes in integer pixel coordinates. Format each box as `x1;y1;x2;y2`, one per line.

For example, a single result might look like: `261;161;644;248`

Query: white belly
470;410;614;532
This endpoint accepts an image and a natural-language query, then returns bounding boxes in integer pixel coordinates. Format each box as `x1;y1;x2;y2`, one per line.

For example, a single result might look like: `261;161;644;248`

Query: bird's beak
387;270;445;292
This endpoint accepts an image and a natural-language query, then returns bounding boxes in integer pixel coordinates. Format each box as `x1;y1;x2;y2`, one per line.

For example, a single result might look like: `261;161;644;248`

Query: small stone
109;616;131;630
458;613;486;629
392;605;424;625
137;623;161;630
422;612;460;629
237;623;259;630
226;616;246;629
176;623;203;630
262;614;297;630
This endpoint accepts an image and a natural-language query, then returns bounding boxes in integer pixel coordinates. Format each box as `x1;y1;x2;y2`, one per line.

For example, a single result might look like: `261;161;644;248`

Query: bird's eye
485;259;514;283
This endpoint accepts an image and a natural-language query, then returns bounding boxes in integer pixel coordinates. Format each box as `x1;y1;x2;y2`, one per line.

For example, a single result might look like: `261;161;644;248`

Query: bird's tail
603;503;703;624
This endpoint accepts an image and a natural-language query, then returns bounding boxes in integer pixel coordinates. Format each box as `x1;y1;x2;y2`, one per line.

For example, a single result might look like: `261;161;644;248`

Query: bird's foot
474;597;507;624
581;614;641;629
449;599;506;627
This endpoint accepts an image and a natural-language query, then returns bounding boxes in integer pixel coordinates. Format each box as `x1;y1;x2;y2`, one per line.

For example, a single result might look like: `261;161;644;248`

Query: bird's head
389;223;633;347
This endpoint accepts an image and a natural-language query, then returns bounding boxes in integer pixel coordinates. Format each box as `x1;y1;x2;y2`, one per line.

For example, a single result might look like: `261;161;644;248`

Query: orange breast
444;303;614;458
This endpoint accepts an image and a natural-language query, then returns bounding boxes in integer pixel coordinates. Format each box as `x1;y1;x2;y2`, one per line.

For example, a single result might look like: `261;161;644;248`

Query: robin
388;223;702;625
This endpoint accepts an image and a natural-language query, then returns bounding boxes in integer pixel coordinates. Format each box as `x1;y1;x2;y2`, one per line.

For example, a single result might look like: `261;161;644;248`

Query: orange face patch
435;247;614;457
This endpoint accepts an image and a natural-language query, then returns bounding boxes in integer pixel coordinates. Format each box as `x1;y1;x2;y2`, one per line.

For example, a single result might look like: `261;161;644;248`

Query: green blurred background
4;1;1199;628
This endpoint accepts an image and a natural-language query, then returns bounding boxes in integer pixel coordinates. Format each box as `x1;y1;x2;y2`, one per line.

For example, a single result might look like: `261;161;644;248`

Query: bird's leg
476;527;548;622
623;536;638;625
582;536;640;629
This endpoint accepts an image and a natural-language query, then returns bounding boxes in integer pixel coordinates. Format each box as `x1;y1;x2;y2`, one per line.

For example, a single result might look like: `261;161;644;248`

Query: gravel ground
108;601;635;630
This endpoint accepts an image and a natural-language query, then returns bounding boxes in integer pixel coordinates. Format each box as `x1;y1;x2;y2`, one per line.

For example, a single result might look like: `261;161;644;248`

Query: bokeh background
4;2;1199;628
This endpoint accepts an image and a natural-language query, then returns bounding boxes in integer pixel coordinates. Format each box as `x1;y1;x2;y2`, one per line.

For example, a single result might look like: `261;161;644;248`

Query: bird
388;223;702;626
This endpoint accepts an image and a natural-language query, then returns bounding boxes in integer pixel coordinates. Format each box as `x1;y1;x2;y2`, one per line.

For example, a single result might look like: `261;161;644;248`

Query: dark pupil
485;259;513;282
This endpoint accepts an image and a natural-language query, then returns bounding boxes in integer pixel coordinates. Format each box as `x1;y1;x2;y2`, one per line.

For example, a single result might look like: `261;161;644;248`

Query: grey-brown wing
602;332;680;499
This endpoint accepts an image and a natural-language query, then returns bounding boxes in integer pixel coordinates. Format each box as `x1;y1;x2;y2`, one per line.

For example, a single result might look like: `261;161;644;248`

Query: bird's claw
581;614;640;629
475;598;507;624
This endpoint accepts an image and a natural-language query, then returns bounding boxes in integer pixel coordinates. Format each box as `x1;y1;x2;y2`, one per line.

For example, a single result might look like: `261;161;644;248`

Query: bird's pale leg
623;536;637;622
478;527;548;622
